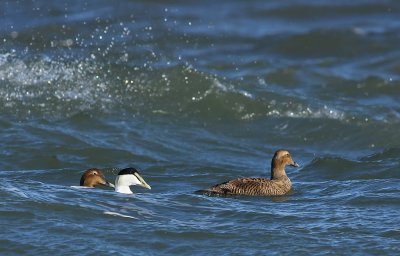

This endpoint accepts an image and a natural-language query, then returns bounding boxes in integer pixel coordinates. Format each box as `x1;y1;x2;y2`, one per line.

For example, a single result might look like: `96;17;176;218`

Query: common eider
80;168;115;188
114;167;151;194
197;149;299;196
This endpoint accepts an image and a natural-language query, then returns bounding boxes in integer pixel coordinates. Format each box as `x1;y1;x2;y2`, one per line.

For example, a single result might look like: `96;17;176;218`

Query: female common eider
197;149;299;196
80;168;115;188
114;167;151;194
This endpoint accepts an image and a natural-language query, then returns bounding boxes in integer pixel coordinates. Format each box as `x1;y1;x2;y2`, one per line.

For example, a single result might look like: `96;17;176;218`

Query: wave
0;52;351;122
298;148;400;181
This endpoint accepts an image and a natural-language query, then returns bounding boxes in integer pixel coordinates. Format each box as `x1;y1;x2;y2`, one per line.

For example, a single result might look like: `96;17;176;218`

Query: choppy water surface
1;1;400;255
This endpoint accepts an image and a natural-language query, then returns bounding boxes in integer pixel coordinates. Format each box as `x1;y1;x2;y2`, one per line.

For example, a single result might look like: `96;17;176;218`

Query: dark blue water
1;1;400;255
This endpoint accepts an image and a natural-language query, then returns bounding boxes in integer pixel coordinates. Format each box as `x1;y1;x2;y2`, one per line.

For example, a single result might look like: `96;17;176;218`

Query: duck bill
102;179;115;188
135;173;151;189
291;161;300;168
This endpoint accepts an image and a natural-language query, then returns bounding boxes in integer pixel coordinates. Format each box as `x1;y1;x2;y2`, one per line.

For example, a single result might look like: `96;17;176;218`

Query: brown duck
80;168;114;188
197;149;299;196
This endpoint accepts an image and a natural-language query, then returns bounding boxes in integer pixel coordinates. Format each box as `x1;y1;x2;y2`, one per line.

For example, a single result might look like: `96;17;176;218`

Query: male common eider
115;167;151;194
197;149;299;196
80;168;115;188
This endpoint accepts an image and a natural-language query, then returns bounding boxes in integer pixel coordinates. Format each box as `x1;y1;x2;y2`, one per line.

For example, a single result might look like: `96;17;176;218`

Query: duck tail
195;189;212;194
195;187;228;196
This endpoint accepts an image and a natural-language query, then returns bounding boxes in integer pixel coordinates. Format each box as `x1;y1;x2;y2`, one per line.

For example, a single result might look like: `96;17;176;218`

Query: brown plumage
80;168;114;188
197;149;299;196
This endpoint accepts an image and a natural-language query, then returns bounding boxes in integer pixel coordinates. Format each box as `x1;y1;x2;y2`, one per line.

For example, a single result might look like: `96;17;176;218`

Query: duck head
115;167;151;194
80;168;115;188
270;150;299;179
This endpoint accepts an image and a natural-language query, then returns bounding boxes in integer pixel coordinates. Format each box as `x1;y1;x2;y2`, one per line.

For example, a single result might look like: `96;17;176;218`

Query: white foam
103;211;138;219
266;104;345;120
70;186;93;189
